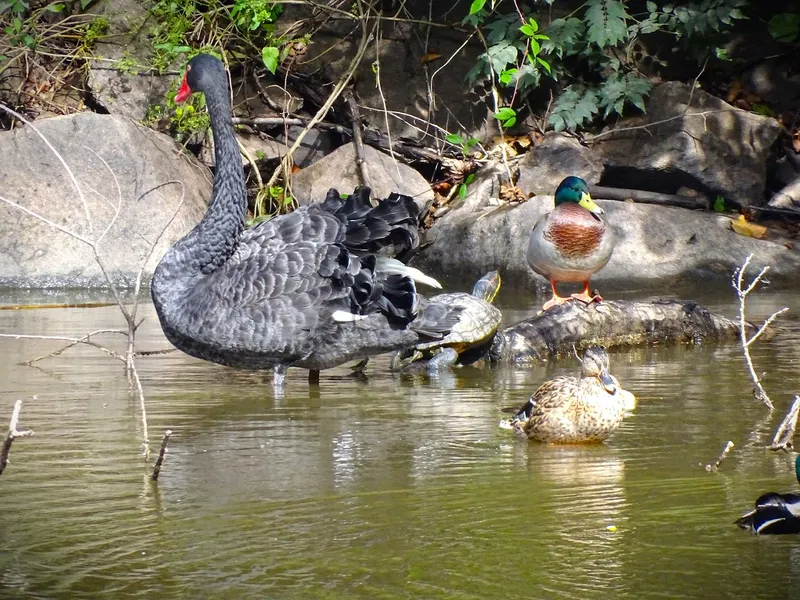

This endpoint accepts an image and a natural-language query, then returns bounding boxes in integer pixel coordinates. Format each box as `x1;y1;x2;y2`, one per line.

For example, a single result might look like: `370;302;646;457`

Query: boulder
291;142;434;208
0;112;209;288
593;81;782;207
516;133;604;197
87;0;174;121
410;162;800;293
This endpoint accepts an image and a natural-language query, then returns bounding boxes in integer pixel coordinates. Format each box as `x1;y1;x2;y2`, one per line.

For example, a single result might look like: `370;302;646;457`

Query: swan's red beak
175;71;192;103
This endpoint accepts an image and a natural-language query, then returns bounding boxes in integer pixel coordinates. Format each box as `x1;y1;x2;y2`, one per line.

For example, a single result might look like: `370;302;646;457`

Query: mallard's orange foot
569;291;603;305
542;295;570;311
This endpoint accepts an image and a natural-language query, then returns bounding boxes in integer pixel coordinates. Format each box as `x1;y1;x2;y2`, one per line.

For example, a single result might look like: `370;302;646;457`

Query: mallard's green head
581;346;617;393
555;176;603;217
472;270;501;303
795;454;800;484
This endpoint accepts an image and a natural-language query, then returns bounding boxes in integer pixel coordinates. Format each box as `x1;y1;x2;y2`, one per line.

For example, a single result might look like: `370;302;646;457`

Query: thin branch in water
705;440;734;472
0;103;93;234
0;331;127;363
0;399;34;477
732;253;787;411
769;395;800;452
151;429;173;481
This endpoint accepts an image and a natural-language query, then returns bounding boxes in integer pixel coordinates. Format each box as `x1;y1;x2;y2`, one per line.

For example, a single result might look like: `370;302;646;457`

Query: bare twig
769;395;800;452
0;400;34;477
0;331;127;363
345;91;372;189
732;254;788;411
705;440;734;472
151;429;173;481
266;15;376;190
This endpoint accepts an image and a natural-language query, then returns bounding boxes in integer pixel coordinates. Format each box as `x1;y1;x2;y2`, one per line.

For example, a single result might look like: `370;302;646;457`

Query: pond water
1;283;800;599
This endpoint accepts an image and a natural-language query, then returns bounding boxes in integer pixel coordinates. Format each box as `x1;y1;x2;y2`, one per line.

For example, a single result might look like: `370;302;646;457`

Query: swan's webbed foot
308;369;320;385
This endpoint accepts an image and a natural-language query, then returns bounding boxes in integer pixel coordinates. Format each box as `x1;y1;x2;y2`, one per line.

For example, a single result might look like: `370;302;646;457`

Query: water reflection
0;290;799;598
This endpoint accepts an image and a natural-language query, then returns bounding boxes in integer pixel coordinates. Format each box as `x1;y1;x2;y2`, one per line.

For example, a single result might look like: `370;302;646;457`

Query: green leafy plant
445;132;479;157
493;106;517;129
458;173;476;199
768;13;800;43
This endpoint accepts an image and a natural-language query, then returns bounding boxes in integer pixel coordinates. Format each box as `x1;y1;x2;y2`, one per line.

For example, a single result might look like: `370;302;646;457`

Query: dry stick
769;395;800;452
0;330;128;364
705;441;735;472
0;102;187;459
370;20;400;175
0;400;34;477
265;16;376;189
345;91;372;189
151;429;173;481
733;254;788;411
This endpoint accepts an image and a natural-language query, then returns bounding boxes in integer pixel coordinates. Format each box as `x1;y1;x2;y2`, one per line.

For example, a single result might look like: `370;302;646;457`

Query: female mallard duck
527;176;615;311
509;346;632;443
735;455;800;535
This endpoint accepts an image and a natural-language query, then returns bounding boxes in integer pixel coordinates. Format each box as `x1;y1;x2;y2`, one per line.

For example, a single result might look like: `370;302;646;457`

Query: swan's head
175;53;226;103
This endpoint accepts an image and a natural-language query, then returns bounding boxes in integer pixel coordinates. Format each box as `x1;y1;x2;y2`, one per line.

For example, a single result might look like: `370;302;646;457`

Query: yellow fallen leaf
421;53;442;64
730;214;767;239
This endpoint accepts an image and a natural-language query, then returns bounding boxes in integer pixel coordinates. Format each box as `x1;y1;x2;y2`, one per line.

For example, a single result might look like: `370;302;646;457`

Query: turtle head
472;270;501;303
555;176;603;217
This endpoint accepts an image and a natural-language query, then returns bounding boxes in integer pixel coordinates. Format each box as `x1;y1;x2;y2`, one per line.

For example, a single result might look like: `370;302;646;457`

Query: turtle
392;270;503;373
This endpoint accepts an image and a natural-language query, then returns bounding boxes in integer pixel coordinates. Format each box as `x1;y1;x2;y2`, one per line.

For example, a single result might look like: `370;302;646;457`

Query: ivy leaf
470;0;487;15
646;0;657;12
768;13;800;43
585;0;629;48
494;107;516;121
261;46;279;74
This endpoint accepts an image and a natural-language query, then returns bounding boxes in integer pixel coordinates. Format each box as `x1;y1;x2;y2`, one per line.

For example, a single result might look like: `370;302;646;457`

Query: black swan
151;54;461;386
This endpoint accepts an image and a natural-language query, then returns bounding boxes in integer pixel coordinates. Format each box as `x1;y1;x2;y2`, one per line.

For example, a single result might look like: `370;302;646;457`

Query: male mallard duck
735;455;800;535
527;176;615;311
508;347;632;443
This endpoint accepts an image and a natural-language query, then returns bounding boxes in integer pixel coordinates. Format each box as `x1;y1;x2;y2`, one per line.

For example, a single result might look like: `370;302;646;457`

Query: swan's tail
321;187;420;256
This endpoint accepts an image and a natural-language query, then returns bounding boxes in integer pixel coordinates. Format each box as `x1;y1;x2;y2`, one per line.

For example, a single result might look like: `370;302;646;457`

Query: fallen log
591;185;708;210
492;299;759;366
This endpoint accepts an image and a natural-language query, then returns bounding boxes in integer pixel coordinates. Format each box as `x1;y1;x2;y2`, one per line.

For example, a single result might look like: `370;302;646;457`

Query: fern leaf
585;0;629;48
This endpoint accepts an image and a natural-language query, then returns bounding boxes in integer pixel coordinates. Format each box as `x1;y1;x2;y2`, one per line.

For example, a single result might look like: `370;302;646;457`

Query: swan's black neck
179;80;246;275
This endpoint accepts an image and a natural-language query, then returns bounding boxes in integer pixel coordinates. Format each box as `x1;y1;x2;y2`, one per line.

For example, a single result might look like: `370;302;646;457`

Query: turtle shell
416;292;502;352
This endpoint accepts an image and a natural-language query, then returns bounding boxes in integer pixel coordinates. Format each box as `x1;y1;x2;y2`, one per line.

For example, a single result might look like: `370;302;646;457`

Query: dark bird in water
151;54;461;388
735;455;800;535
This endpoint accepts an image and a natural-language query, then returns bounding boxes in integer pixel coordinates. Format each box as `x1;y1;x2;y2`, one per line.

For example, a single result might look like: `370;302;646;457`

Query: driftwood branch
733;254;788;411
591;185;708;210
151;429;172;481
0;400;34;477
494;299;757;365
705;441;735;472
769;395;800;452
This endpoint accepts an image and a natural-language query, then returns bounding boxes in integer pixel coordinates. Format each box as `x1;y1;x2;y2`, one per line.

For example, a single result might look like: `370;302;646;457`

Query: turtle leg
426;347;459;374
350;358;369;381
570;281;602;305
542;280;570;311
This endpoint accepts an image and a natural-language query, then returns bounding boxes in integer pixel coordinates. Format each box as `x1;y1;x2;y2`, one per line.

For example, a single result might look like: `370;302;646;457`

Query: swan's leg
272;365;286;391
308;369;320;385
350;358;369;381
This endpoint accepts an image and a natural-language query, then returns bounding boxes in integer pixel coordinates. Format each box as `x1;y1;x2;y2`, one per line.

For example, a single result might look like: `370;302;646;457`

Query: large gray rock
517;133;604;197
87;0;174;121
291;142;434;208
411;163;800;293
594;82;782;207
0;112;209;288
